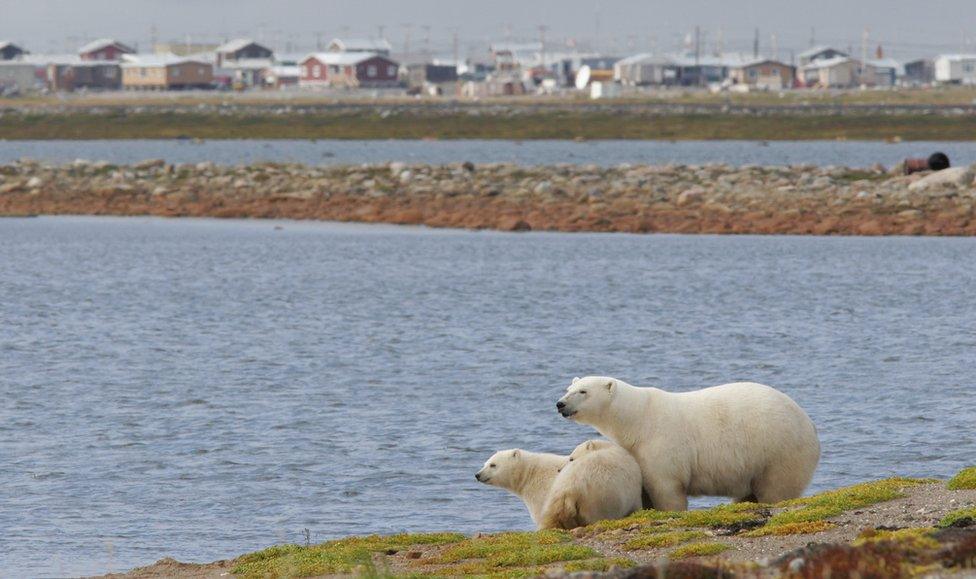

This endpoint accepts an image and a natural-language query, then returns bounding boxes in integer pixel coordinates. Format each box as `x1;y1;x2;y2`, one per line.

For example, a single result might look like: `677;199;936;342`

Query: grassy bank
4;110;976;140
110;468;976;578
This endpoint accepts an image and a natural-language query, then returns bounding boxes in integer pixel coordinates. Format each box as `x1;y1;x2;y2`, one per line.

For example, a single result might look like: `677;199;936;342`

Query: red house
299;52;399;88
78;39;134;62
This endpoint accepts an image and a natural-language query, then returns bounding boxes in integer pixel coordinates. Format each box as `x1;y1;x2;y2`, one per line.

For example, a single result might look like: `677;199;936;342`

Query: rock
533;180;552;195
134;158;166;171
677;188;705;206
26;176;43;189
908;167;974;192
389;162;406;176
810;176;833;189
788;558;805;572
0;181;23;194
399;170;413;184
462;161;475;172
500;217;532;232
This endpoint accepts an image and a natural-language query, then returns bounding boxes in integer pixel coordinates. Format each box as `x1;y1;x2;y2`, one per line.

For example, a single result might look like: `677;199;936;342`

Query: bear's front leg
647;478;688;512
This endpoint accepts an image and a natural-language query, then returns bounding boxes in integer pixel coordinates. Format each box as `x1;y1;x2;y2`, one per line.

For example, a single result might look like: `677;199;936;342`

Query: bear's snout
556;401;566;410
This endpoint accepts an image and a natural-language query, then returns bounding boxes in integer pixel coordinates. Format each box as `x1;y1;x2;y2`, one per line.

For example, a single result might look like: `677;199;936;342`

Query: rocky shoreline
3;159;976;235
102;469;976;578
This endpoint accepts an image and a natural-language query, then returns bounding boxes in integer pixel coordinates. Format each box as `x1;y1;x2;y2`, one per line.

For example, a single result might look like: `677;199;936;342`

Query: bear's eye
579;390;587;395
489;464;496;468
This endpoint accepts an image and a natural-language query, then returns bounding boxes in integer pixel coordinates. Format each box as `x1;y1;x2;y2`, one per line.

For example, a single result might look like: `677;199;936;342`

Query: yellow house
121;54;213;90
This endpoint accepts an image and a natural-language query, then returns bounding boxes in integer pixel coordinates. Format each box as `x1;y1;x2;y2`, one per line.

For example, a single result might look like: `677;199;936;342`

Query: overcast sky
2;0;974;60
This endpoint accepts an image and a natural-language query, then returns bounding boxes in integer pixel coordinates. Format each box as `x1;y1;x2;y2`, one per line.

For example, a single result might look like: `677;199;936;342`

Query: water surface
1;217;974;576
3;139;976;167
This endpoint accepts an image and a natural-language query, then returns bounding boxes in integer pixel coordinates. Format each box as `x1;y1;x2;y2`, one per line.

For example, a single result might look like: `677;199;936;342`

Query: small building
220;58;274;88
801;56;859;88
48;61;121;91
327;38;392;57
0;41;27;61
903;59;935;85
405;62;458;88
78;39;134;61
121;54;214;90
728;59;795;90
490;42;542;71
262;65;300;89
934;54;976;85
215;39;274;67
614;53;672;86
862;58;901;87
798;45;848;68
0;61;42;93
299;52;399;88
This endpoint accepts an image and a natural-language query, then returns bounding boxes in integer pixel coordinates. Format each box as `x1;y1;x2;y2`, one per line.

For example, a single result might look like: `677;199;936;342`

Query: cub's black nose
474;473;481;481
556;401;566;410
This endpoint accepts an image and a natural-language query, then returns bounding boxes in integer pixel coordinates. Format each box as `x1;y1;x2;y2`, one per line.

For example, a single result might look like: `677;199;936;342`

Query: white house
934;54;976;85
327;38;392;56
801;56;858;88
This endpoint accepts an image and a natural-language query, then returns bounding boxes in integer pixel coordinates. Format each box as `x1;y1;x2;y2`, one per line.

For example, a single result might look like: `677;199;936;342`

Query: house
903;59;935;85
121;54;213;90
798;45;848;67
801;56;859;88
934;54;976;85
215;39;273;67
728;59;795;90
405;62;458;89
220;58;274;88
299;52;399;88
327;38;392;56
78;39;134;61
0;41;27;60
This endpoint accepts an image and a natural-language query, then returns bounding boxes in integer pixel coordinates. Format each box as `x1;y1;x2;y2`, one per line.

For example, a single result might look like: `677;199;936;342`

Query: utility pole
861;27;869;85
402;23;413;56
377;25;385;40
422;25;431;57
753;28;760;59
809;27;816;48
538;25;548;69
694;25;701;87
771;32;778;60
453;28;461;97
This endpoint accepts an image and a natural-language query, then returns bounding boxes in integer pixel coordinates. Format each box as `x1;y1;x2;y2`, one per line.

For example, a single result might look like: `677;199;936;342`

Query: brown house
299;52;399;88
47;60;121;91
78;39;134;61
215;39;273;67
121;55;213;90
729;59;795;89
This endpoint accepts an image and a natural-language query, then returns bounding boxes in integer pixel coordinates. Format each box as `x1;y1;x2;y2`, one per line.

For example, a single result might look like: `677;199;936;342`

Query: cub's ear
585;440;596;450
605;379;615;391
511;449;521;459
572;377;580;384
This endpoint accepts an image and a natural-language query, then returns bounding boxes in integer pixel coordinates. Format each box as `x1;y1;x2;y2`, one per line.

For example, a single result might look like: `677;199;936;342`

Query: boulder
908;167;974;192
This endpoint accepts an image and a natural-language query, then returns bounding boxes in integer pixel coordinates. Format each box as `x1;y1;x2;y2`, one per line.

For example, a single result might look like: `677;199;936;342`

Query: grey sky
2;0;974;61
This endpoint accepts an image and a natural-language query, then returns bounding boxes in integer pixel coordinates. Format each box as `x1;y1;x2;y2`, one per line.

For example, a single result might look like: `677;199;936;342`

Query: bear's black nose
475;473;481;481
556;401;566;410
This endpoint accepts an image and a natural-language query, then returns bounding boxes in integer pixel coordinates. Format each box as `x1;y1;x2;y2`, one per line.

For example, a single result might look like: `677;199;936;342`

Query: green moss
231;532;464;578
743;520;835;537
588;502;765;536
561;557;636;572
769;478;932;527
938;507;976;528
423;529;600;576
947;467;976;490
670;542;730;559
852;527;939;550
624;530;707;550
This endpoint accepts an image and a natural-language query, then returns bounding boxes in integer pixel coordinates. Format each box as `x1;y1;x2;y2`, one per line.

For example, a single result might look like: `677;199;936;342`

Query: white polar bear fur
556;376;820;511
475;449;565;527
540;439;643;529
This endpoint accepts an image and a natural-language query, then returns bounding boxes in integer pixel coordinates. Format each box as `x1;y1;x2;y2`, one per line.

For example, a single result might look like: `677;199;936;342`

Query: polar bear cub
540;439;644;530
475;442;643;530
475;449;566;528
556;376;820;511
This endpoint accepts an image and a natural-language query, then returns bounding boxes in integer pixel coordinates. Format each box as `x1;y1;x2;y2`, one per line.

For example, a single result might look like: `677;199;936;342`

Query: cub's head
475;449;523;489
569;439;612;461
556;376;617;424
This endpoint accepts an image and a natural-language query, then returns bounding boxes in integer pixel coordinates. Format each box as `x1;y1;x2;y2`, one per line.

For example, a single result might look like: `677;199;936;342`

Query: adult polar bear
556;376;820;511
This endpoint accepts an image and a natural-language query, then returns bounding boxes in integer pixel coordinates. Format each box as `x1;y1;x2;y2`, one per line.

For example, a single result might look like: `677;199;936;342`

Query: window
104;67;116;78
140;67;147;77
367;65;377;77
965;63;975;73
313;65;321;78
198;67;205;75
387;65;396;77
172;67;181;78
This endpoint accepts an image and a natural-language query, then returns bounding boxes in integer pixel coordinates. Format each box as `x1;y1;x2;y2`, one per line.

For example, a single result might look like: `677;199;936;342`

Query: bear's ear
572;377;580;384
511;449;521;459
585;440;596;450
605;379;614;391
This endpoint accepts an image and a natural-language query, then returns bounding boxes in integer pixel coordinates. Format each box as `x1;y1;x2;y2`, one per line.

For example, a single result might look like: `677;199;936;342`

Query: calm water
3;139;976;168
1;217;975;576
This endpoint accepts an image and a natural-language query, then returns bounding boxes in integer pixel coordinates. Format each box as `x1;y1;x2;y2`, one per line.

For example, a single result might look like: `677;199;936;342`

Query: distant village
1;35;975;98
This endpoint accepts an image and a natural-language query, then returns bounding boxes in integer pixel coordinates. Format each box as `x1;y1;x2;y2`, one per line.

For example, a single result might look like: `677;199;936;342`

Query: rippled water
1;216;975;576
3;139;976;168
